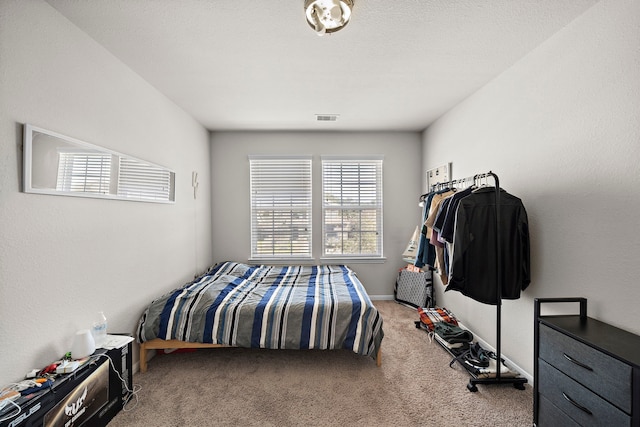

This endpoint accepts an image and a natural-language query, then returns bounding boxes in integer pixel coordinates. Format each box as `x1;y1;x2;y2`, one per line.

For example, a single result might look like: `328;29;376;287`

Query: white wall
422;0;640;378
0;1;212;386
210;131;422;296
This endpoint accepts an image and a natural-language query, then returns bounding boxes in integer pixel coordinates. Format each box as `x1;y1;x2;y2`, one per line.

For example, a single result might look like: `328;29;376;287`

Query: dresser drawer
539;324;632;413
538;359;631;426
538;394;580;427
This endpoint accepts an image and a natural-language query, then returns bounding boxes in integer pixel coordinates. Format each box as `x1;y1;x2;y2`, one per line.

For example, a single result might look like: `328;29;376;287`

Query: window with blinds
249;157;312;259
56;151;112;194
117;157;174;201
322;157;383;258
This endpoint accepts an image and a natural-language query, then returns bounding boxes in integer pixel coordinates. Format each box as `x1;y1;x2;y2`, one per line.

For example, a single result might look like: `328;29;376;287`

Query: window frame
321;156;384;260
249;155;313;261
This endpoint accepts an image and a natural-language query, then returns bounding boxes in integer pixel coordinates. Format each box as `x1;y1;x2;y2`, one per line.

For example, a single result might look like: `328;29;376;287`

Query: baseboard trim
369;294;395;301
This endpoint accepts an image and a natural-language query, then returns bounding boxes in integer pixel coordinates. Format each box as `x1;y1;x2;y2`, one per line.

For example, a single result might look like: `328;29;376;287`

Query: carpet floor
109;300;533;426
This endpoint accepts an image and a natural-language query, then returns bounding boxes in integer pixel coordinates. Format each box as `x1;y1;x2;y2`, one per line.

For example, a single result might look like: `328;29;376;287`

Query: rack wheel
514;382;526;390
467;382;478;392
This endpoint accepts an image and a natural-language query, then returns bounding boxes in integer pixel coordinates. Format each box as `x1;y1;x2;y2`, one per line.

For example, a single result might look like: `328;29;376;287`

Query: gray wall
422;0;640;379
0;1;212;386
210;131;422;296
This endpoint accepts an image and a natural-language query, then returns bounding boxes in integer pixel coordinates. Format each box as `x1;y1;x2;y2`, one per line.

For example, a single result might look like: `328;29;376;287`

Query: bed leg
140;343;148;373
376;346;382;367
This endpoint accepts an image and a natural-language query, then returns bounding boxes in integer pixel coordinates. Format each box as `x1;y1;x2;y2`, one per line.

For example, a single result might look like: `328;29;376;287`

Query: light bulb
329;4;342;21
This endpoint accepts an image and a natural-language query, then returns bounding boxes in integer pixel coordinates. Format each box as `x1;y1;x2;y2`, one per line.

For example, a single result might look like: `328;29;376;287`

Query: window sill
320;257;386;264
247;257;386;265
248;257;314;265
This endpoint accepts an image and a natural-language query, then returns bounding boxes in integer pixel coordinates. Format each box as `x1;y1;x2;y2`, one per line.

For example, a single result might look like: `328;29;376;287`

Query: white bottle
92;311;108;348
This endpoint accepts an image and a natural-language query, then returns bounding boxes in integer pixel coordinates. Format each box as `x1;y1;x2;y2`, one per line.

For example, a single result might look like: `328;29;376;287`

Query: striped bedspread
137;262;384;359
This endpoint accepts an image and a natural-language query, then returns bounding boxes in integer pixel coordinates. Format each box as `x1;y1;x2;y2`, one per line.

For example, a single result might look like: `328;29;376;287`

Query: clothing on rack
425;189;455;240
414;175;530;305
413;194;433;268
415;187;452;269
430;187;474;284
414;172;529;390
425;189;456;280
446;187;530;305
438;186;474;243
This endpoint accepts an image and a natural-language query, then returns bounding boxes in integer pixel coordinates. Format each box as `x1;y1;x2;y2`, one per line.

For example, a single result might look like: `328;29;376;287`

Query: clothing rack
465;172;527;391
419;174;490;203
426;171;527;392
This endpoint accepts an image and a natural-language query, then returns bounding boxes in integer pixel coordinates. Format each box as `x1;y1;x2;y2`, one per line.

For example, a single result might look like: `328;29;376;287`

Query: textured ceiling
45;0;598;132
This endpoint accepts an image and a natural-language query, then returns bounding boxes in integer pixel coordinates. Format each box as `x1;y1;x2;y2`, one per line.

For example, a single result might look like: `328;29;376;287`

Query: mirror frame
23;124;175;203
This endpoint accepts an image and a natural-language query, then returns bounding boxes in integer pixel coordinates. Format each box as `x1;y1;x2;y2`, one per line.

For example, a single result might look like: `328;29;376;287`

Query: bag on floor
394;268;433;309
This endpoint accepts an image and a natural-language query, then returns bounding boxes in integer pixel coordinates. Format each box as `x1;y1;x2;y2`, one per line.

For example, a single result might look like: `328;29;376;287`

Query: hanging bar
427;175;477;194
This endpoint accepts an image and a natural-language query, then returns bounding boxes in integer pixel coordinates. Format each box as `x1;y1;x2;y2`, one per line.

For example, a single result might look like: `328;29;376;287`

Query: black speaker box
1;338;132;427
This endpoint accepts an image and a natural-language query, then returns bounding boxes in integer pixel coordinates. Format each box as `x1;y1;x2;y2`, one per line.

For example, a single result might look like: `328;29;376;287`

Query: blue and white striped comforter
137;262;384;359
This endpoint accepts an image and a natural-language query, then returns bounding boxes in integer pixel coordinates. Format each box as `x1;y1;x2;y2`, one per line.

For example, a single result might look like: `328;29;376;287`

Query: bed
136;261;384;372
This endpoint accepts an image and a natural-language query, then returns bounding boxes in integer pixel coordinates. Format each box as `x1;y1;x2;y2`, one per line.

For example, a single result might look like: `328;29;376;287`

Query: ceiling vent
316;114;339;122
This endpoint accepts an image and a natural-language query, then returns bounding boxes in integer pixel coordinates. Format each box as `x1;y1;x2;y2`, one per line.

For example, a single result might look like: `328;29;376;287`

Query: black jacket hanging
446;187;530;305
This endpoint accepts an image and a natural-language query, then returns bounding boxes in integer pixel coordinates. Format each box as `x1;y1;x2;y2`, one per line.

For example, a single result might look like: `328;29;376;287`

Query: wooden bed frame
139;338;382;372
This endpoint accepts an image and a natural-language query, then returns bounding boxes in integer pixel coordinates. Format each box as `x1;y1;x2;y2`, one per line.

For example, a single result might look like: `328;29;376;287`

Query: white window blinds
117;157;174;201
322;157;383;257
250;157;312;259
57;151;111;194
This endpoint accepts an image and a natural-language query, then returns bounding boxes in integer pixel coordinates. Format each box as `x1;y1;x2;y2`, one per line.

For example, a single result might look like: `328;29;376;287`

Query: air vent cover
316;114;339;122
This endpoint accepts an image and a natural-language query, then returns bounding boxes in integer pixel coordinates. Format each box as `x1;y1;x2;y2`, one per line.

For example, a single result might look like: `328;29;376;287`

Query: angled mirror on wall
23;124;175;203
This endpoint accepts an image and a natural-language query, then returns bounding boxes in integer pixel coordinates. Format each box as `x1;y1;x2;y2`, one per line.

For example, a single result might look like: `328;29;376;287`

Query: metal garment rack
420;175;476;202
467;171;527;391
430;171;527;392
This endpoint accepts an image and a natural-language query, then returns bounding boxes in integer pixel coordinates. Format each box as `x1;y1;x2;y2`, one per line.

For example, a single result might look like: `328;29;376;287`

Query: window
322;157;383;258
56;150;112;194
249;156;312;259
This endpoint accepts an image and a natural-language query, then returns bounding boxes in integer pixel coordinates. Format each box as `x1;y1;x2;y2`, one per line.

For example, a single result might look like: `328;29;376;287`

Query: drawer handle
563;353;593;371
562;392;593;415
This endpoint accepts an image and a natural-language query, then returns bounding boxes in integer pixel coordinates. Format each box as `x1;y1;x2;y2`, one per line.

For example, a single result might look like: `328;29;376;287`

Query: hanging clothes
425;189;455;239
446;187;530;305
429;186;475;284
439;186;474;244
414;192;434;268
415;187;451;269
426;189;456;283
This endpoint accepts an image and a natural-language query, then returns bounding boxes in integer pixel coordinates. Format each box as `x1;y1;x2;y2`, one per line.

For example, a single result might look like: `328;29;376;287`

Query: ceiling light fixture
304;0;353;36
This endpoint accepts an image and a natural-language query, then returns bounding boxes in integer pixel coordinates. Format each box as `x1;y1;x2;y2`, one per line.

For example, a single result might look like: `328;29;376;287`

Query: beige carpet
109;301;532;426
